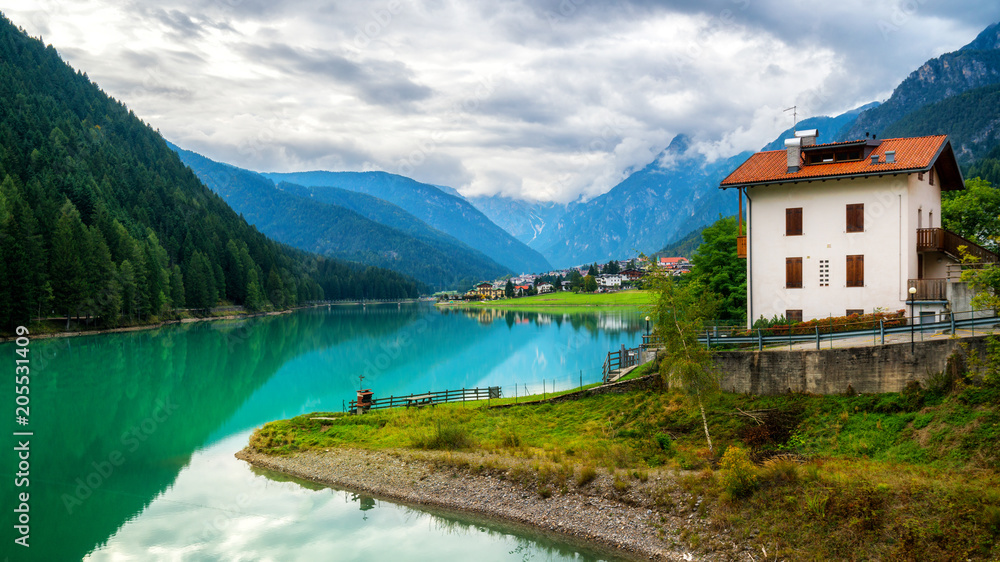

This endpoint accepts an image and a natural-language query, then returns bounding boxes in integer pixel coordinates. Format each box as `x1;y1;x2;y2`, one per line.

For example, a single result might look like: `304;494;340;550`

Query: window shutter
786;207;802;236
846;204;864;232
846;255;864;287
786;257;802;288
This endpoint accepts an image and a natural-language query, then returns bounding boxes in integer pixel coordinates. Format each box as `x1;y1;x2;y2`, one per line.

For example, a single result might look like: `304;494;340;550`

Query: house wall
746;171;954;325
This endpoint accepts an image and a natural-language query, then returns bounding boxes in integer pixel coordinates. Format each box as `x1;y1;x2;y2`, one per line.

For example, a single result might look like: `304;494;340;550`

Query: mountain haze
171;145;510;289
264;171;553;274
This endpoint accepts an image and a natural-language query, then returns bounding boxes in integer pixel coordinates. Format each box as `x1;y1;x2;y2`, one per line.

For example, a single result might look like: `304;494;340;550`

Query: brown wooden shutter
786;257;802;288
846;204;864;232
846;255;864;287
786;207;802;236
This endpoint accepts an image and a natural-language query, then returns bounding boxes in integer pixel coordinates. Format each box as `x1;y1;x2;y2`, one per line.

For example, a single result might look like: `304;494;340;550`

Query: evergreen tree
186;250;218;312
50;200;88;328
169;265;185;309
505;279;514;298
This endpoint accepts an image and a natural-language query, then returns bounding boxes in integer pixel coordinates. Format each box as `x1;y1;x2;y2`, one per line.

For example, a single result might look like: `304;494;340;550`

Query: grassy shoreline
244;373;1000;560
437;290;652;312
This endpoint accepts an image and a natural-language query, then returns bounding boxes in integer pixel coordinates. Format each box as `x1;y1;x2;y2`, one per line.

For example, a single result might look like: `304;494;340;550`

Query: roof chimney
885;150;895;164
785;137;802;173
795;129;819;147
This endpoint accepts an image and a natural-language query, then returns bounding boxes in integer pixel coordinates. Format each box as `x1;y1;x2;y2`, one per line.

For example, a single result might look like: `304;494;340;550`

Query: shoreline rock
235;446;749;561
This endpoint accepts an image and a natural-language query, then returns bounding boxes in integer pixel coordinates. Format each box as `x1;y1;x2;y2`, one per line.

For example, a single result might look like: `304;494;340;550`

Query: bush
745;310;906;337
412;420;473;450
576;465;598;487
655;433;676;456
720;446;758;499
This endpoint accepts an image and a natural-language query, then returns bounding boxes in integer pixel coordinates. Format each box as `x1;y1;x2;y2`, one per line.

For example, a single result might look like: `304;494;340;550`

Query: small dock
602;344;642;383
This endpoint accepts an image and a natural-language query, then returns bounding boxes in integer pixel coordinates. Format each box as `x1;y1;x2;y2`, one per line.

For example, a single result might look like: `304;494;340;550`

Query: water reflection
0;304;641;561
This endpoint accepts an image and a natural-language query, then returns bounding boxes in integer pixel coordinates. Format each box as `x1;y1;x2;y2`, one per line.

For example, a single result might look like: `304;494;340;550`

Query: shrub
720;446;758;499
576;465;598;487
655;433;676;456
412;420;473;450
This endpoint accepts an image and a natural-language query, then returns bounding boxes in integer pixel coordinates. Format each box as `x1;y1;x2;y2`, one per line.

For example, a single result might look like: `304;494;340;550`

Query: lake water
1;303;645;561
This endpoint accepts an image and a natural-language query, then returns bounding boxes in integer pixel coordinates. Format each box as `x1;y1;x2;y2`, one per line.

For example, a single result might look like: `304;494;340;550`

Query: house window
846;309;864;317
819;259;829;287
786;207;802;236
786;310;803;324
786;257;803;288
846;255;864;287
846;204;864;233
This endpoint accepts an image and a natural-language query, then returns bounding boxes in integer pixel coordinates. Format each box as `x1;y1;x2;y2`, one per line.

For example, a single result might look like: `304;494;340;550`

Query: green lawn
249;376;1000;560
438;290;652;312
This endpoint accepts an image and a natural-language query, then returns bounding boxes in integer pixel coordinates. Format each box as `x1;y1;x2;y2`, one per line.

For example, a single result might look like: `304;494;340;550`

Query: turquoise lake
1;303;646;561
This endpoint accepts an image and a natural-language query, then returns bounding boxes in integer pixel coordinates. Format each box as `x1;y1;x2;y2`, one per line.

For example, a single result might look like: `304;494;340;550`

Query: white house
597;273;623;288
720;131;996;327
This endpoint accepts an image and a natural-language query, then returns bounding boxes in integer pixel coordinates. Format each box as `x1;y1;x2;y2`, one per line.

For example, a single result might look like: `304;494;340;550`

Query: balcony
907;278;947;301
736;235;747;259
916;228;998;263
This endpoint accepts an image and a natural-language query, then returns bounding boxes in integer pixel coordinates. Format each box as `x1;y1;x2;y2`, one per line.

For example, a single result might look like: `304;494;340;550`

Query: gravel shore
236;446;755;561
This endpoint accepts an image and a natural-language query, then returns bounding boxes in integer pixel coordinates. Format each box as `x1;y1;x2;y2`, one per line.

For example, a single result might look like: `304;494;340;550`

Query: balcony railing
916;228;998;263
736;235;747;259
907;278;947;301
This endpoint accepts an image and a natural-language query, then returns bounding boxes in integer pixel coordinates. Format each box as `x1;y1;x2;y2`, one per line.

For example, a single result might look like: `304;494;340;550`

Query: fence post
707;330;711;349
880;318;884;346
815;326;820;350
788;329;792;350
757;329;762;351
950;312;955;335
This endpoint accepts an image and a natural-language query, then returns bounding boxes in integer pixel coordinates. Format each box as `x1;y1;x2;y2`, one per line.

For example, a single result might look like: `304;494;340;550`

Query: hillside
529;134;749;267
467;194;569;247
264;170;553;274
171;145;509;290
881;83;1000;163
0;15;418;330
840;22;1000;141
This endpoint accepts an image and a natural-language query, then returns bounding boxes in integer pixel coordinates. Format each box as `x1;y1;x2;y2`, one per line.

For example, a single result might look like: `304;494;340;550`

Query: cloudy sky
5;0;999;202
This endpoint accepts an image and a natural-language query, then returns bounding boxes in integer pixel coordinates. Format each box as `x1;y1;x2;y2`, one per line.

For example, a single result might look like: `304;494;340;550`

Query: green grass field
438;290;653;312
249;369;1000;560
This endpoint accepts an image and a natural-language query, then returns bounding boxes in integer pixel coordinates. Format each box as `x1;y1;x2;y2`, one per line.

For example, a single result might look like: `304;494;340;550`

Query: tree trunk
698;394;713;454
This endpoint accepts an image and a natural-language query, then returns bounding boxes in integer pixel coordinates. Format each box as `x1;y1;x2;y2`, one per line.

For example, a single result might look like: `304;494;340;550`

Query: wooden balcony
907;278;947;301
736;235;747;259
916;228;998;263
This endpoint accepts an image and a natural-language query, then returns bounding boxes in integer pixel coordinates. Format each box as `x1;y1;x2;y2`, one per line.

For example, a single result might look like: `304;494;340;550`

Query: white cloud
4;0;998;203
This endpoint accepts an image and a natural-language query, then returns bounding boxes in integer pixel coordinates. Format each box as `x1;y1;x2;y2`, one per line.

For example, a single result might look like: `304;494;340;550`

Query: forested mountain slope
0;14;418;330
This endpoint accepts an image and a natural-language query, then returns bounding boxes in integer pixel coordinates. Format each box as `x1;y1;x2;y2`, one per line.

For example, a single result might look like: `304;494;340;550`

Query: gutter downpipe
745;188;753;329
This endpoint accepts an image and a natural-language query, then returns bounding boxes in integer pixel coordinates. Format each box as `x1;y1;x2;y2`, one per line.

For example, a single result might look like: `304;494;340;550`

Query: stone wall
715;336;987;395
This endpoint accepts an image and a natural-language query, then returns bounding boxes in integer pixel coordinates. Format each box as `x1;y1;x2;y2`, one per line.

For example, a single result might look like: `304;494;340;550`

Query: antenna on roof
784;105;798;133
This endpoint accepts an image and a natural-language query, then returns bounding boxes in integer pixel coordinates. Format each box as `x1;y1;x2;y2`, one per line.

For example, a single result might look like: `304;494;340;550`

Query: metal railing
690;309;998;351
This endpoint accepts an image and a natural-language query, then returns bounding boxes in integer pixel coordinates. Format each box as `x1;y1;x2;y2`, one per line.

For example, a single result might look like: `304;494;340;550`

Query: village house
720;130;997;327
596;273;623;289
537;282;554;294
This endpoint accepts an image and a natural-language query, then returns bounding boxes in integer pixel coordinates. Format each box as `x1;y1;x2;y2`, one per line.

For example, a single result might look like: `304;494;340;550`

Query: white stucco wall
745;169;956;325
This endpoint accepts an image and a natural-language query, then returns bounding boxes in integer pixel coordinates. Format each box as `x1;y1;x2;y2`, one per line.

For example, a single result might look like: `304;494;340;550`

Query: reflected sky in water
1;304;641;561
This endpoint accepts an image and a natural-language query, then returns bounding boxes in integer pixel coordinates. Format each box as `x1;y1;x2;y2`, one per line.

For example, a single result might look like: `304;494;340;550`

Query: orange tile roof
720;135;951;188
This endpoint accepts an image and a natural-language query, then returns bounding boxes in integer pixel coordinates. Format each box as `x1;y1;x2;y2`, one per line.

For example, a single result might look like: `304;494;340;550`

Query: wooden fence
602;344;640;383
346;386;501;413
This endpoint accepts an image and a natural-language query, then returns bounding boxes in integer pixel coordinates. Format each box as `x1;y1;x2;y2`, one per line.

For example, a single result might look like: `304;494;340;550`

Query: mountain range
170;145;511;290
263;171;552;275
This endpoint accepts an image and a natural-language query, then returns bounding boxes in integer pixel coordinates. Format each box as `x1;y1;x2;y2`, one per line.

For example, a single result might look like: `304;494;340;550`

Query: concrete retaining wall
716;336;986;395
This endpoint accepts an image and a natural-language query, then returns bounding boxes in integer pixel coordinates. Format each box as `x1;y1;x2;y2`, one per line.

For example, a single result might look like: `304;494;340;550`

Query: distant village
437;255;691;301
